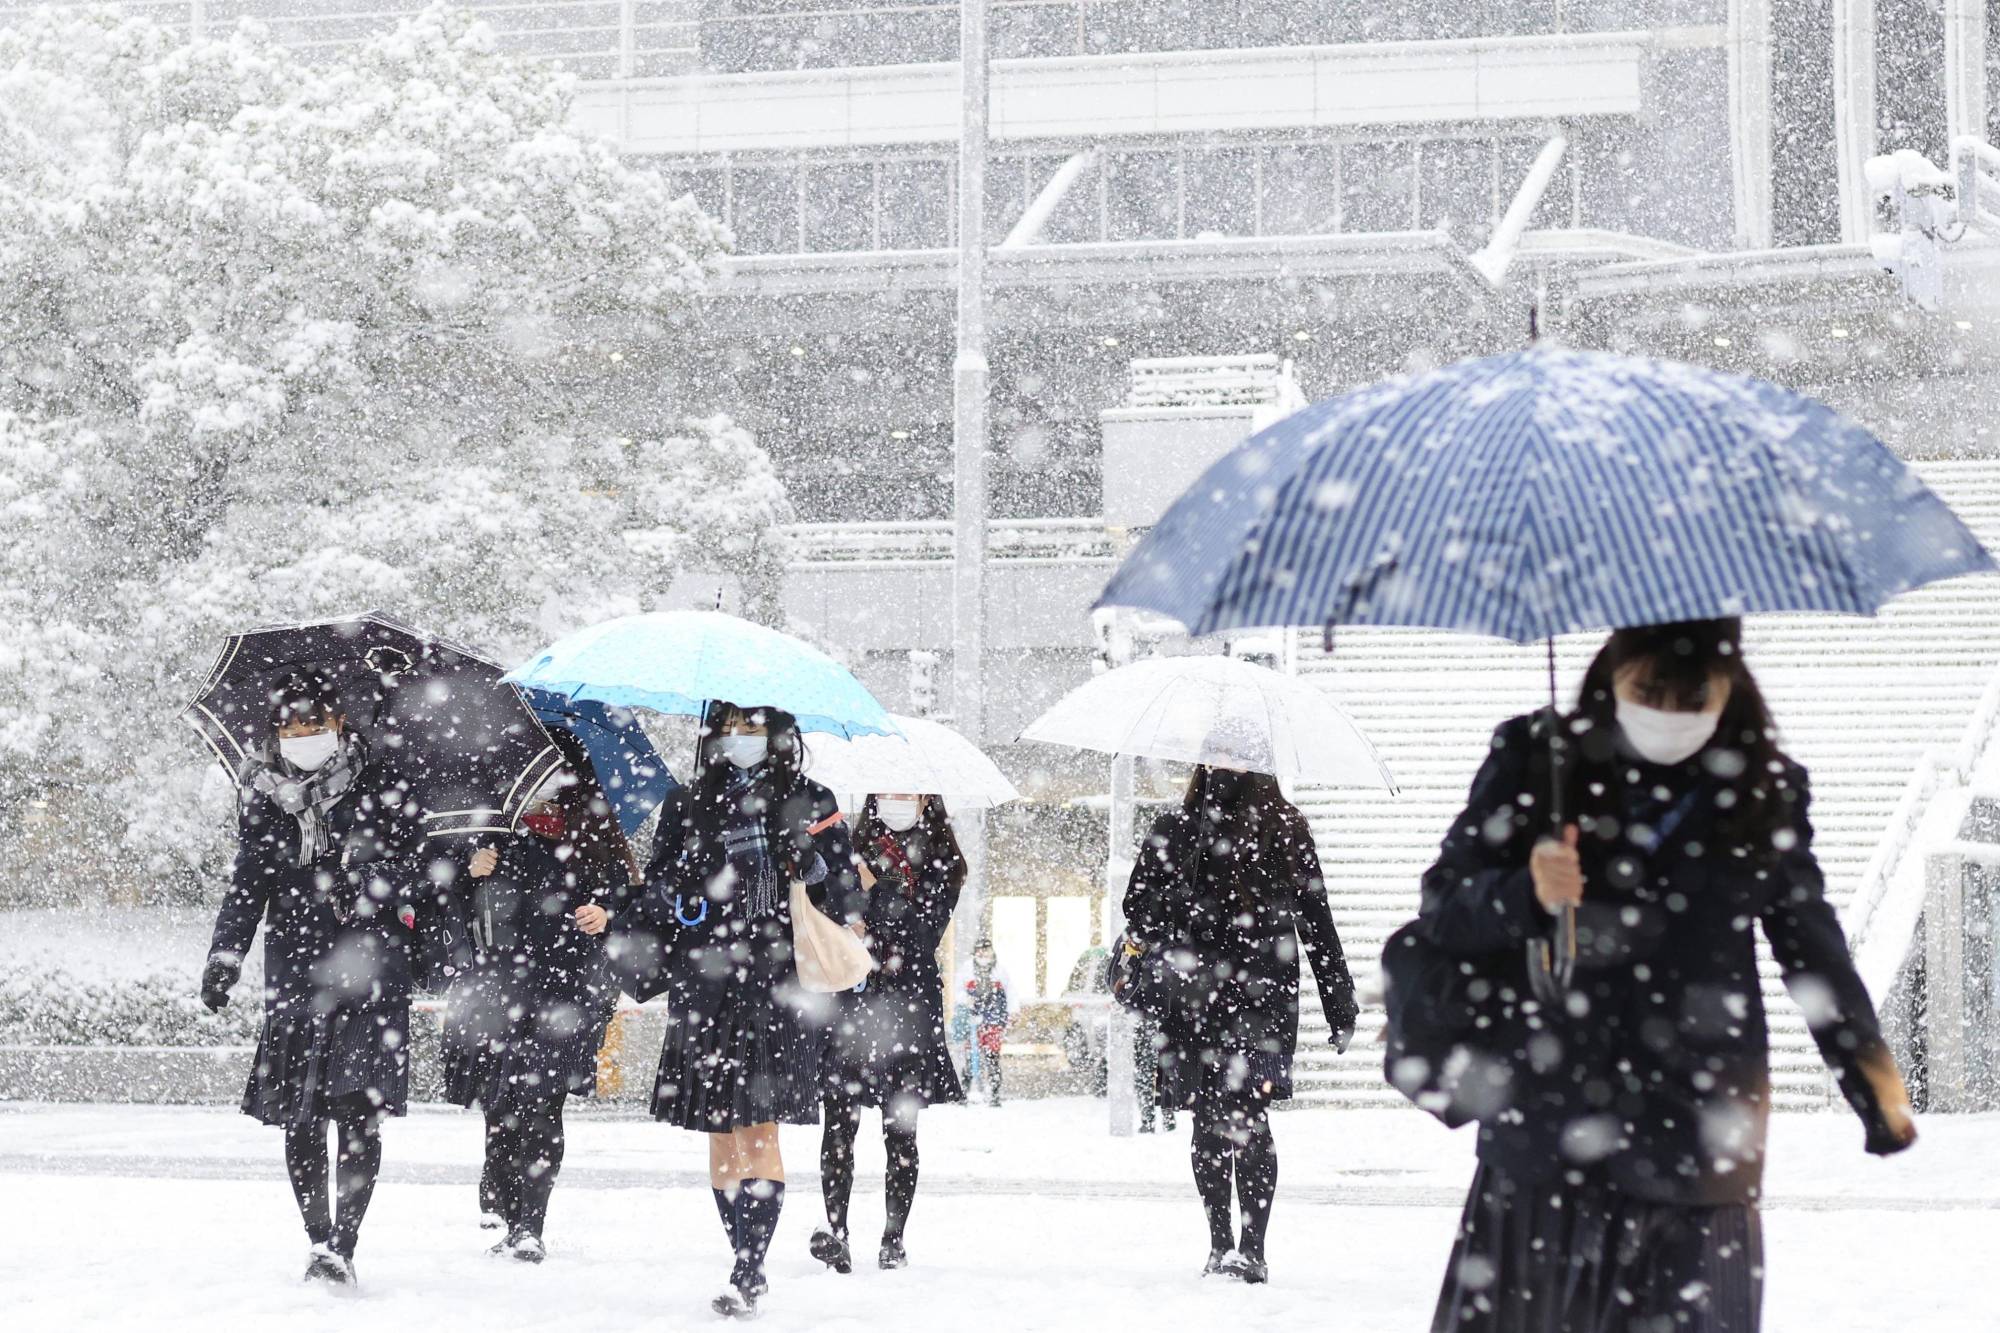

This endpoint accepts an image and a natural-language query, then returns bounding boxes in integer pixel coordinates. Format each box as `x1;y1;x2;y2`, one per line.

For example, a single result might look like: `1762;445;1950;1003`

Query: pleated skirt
241;1000;410;1129
651;972;829;1132
1432;1164;1763;1333
440;965;613;1115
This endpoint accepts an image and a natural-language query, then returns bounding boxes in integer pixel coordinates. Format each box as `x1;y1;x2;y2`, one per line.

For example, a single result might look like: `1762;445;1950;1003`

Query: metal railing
1845;657;2000;997
2;0;1598;77
784;515;1113;564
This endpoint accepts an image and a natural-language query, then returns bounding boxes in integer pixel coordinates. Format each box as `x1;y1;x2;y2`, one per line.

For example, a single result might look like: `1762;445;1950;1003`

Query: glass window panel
879;159;951;251
1105;150;1180;241
1418;138;1499;241
728;165;799;254
803;162;875;252
1259;143;1340;235
1341;141;1418;234
662;166;726;223
985;158;1031;244
1183;147;1258;238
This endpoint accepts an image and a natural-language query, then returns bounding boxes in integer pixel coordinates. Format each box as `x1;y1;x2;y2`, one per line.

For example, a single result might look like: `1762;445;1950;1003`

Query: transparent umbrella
802;713;1019;806
1017;655;1396;791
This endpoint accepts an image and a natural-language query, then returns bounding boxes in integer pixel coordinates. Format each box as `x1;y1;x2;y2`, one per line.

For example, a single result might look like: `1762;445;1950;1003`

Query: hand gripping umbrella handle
1526;700;1577;1004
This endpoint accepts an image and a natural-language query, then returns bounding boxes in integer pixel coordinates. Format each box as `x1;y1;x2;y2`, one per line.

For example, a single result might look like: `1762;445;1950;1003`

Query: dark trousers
1432;1164;1764;1333
820;1087;921;1242
479;1093;569;1236
282;1092;383;1259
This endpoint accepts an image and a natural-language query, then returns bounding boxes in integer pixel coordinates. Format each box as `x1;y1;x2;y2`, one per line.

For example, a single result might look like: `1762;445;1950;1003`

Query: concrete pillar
1726;0;1775;249
1831;0;1878;243
1943;0;1990;148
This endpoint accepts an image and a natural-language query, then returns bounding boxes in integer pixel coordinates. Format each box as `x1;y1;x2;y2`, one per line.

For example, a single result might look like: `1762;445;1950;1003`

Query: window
879;158;952;250
1341;140;1419;233
1259;143;1341;235
1105;149;1180;241
1182;146;1258;239
1419;138;1500;243
803;161;875;252
728;165;800;253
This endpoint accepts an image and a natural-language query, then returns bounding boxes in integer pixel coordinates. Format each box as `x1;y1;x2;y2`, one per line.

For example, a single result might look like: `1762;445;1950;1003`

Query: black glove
1332;1025;1355;1055
200;958;239;1012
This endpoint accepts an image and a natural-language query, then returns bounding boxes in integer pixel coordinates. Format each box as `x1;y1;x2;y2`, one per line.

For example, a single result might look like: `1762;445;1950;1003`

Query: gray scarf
719;765;781;919
249;732;366;867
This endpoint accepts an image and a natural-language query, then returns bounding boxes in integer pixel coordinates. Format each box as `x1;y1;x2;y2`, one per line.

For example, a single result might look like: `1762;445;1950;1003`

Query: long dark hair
1177;765;1305;906
1567;618;1789;851
543;730;637;876
857;793;968;895
692;700;808;799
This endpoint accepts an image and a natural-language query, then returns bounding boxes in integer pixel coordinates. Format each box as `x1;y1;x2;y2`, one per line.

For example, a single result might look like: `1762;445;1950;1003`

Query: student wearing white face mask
1420;619;1917;1333
811;792;966;1275
622;700;861;1319
200;669;434;1288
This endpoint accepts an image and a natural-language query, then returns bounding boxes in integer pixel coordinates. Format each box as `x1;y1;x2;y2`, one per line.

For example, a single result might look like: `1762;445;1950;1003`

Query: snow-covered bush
0;6;784;901
0;967;262;1047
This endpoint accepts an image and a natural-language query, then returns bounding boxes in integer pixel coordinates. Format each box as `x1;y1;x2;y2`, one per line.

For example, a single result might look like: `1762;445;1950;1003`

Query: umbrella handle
1527;695;1577;1004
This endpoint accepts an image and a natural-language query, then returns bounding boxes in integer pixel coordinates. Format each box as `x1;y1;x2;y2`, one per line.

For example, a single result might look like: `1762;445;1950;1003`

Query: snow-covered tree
0;6;783;900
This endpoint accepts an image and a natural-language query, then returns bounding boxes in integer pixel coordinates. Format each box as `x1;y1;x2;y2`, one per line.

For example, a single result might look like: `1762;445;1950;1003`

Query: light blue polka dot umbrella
503;611;898;740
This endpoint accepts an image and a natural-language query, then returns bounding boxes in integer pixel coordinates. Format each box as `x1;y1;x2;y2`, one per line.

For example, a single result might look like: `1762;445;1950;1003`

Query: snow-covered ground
2;1098;1995;1330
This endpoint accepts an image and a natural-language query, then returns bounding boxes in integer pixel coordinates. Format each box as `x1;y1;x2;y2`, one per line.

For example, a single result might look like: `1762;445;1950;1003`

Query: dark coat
821;827;964;1108
1121;797;1357;1114
626;766;861;1131
207;743;432;1128
439;830;628;1114
1418;713;1910;1207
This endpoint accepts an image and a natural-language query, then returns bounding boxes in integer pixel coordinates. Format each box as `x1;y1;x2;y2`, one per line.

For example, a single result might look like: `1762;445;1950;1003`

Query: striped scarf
719;766;781;919
248;732;366;868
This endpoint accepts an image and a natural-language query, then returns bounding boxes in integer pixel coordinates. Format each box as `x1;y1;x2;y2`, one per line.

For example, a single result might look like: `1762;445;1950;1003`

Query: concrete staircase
1286;458;2000;1108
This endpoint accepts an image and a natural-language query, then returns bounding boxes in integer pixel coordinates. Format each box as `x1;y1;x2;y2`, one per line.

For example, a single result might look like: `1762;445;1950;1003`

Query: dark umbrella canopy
522;690;678;838
182;610;564;844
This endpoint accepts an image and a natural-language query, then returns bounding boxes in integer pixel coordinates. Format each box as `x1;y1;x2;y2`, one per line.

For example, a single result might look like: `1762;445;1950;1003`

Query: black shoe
809;1227;852;1275
1224;1252;1269;1285
492;1226;545;1263
1138;1118;1156;1134
303;1243;353;1287
478;1210;507;1232
710;1285;759;1320
878;1235;907;1270
1201;1248;1234;1278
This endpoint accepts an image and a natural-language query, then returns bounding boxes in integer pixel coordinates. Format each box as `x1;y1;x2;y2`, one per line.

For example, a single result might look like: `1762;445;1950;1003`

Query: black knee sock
820;1097;859;1238
1191;1122;1236;1255
713;1186;738;1250
331;1106;383;1259
283;1121;333;1246
734;1179;785;1284
882;1113;920;1243
1234;1115;1277;1263
514;1097;566;1235
481;1108;520;1223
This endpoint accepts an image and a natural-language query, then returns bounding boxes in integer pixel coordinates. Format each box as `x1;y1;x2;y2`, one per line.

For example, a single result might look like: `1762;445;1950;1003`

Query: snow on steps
1284;459;2000;1112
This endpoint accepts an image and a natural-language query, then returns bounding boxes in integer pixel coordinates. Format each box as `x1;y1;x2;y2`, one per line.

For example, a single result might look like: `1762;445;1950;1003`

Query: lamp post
950;0;992;975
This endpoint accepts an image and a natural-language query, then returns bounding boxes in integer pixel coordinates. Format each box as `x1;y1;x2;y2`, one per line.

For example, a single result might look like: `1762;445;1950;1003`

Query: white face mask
278;731;339;772
1615;699;1720;766
876;798;921;833
717;734;769;769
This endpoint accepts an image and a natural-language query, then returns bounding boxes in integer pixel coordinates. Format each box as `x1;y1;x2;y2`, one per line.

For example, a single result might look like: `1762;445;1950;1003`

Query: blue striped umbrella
1097;346;1994;642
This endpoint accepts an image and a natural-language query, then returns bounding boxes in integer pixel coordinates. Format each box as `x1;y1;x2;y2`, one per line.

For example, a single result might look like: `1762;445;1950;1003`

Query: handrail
784;515;1114;564
1843;656;2000;957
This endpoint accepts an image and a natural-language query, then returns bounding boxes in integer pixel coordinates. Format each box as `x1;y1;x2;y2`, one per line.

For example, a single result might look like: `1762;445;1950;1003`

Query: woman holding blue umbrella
628;700;862;1319
1421;618;1914;1330
1093;347;1980;1328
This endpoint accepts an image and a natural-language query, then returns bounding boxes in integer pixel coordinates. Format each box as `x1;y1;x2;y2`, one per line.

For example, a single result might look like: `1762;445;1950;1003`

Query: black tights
1190;1099;1278;1262
479;1094;569;1235
283;1096;384;1258
820;1090;921;1242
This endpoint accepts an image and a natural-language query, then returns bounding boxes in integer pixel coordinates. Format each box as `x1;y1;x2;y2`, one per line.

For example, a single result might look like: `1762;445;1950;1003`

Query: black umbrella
182;610;565;845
